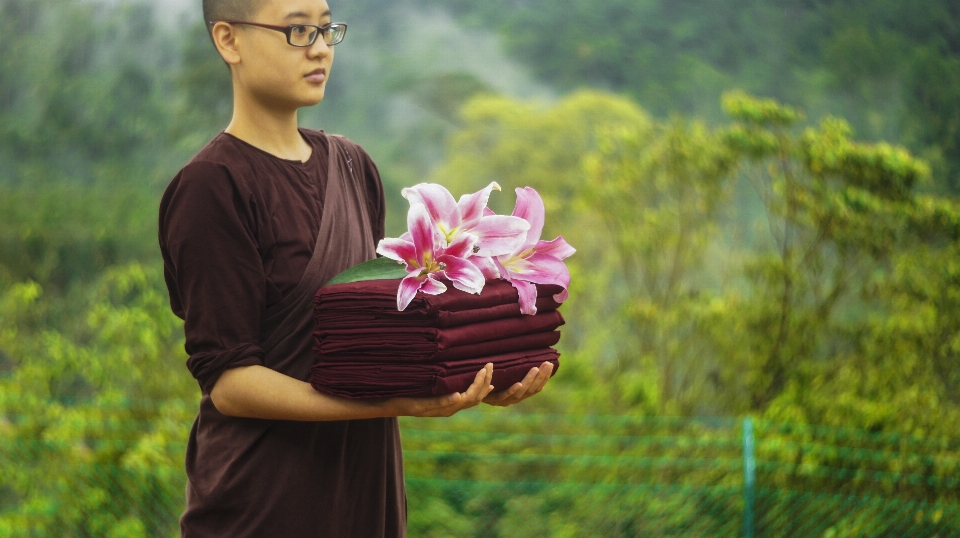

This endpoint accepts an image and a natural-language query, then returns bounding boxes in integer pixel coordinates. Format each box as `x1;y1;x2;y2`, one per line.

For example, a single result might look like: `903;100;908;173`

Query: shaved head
203;0;269;31
203;0;336;76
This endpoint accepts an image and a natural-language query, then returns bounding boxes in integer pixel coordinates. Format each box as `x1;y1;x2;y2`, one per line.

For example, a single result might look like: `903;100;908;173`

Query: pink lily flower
487;187;576;315
377;203;485;311
401;182;530;258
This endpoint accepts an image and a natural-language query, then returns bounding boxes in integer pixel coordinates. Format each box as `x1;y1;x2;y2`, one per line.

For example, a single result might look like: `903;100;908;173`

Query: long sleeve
159;161;267;393
158;130;379;394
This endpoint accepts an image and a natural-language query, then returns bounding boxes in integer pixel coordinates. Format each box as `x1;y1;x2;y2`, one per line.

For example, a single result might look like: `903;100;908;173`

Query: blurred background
2;0;960;535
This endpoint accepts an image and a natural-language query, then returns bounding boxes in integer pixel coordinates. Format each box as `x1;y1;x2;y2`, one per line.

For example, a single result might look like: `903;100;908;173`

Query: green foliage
0;0;189;188
723;91;802;128
438;90;649;218
0;264;193;537
0;186;160;292
431;0;960;192
434;89;960;441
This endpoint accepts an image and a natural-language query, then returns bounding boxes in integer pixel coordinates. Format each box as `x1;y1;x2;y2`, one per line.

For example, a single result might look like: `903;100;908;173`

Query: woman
158;0;554;536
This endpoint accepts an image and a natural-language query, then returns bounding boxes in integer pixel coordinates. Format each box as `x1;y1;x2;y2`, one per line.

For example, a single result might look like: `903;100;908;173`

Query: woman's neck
225;91;313;163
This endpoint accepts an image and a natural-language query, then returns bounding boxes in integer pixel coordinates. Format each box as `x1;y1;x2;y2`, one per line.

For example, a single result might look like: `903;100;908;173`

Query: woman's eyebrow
284;10;332;20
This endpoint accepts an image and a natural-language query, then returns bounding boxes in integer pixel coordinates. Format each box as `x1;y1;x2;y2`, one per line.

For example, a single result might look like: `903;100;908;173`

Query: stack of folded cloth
309;279;565;399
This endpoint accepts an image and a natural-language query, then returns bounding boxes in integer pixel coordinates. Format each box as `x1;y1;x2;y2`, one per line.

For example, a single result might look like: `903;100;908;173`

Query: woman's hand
389;363;496;417
482;361;553;407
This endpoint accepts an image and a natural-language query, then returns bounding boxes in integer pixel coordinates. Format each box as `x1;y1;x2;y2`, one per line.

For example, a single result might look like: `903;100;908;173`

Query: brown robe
159;129;406;538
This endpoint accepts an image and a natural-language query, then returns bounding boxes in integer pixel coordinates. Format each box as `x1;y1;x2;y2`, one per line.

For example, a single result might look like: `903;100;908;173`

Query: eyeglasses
210;21;348;47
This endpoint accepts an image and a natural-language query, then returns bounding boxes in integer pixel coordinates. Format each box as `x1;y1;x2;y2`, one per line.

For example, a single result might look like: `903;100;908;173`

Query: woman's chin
298;88;327;108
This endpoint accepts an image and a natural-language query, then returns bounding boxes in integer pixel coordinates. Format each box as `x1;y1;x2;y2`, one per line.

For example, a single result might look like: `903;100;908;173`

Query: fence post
742;417;756;538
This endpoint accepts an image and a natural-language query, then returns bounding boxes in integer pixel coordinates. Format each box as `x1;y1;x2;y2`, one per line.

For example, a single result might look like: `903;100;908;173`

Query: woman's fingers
483;362;554;407
418;364;493;416
484;366;539;406
527;362;554;395
462;364;492;398
460;363;495;407
483;382;522;404
511;366;540;400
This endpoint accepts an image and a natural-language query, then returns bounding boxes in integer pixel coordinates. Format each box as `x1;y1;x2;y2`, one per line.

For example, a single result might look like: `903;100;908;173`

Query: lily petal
407;203;438;266
443;232;479;259
510;279;540;315
376;238;417;266
397;273;426;311
472;256;501;280
553;288;569;303
503;254;571;288
512;187;546;250
437;255;485;294
420;275;448;295
470;215;531;257
494;257;512;280
534;236;576;261
458;181;501;228
402;183;461;235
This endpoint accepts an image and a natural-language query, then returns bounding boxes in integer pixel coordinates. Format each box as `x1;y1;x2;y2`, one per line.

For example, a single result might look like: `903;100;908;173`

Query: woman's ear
210;22;242;67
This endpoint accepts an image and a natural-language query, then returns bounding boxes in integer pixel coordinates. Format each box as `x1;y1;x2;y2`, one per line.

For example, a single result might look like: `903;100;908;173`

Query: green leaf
326;257;408;286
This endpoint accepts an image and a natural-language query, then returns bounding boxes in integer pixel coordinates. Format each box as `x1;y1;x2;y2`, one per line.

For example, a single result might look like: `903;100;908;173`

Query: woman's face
227;0;336;111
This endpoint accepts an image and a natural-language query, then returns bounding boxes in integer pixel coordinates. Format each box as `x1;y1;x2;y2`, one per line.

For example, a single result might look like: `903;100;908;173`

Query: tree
434;89;960;437
0;265;194;537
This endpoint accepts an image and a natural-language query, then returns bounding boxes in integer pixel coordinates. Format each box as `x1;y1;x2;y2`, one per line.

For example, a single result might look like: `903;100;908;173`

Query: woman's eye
290;25;307;35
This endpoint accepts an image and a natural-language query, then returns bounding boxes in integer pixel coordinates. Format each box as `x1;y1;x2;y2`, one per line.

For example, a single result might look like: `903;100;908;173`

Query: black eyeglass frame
209;21;348;47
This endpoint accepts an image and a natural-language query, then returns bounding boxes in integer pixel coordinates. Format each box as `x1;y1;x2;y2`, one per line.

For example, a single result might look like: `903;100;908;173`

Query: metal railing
2;406;959;537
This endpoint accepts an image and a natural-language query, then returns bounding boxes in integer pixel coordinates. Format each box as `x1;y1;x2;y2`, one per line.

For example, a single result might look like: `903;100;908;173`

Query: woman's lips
305;69;326;83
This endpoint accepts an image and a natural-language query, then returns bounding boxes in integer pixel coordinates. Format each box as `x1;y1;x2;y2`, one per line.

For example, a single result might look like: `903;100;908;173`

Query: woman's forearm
210;365;394;421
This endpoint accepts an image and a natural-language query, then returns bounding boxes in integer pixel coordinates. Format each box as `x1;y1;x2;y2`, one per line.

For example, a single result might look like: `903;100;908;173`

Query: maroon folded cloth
315;330;561;364
314;279;564;329
314;310;564;357
310;279;566;399
318;296;561;329
310;348;561;399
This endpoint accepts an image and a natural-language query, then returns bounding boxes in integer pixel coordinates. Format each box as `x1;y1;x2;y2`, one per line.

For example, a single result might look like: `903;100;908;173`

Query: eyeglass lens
288;24;346;47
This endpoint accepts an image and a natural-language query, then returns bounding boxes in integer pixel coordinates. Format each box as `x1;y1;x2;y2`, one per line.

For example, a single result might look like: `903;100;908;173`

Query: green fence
2;407;960;537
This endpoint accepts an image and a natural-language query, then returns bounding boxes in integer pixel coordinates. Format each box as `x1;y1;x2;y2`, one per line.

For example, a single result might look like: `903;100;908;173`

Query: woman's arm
211;363;496;420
